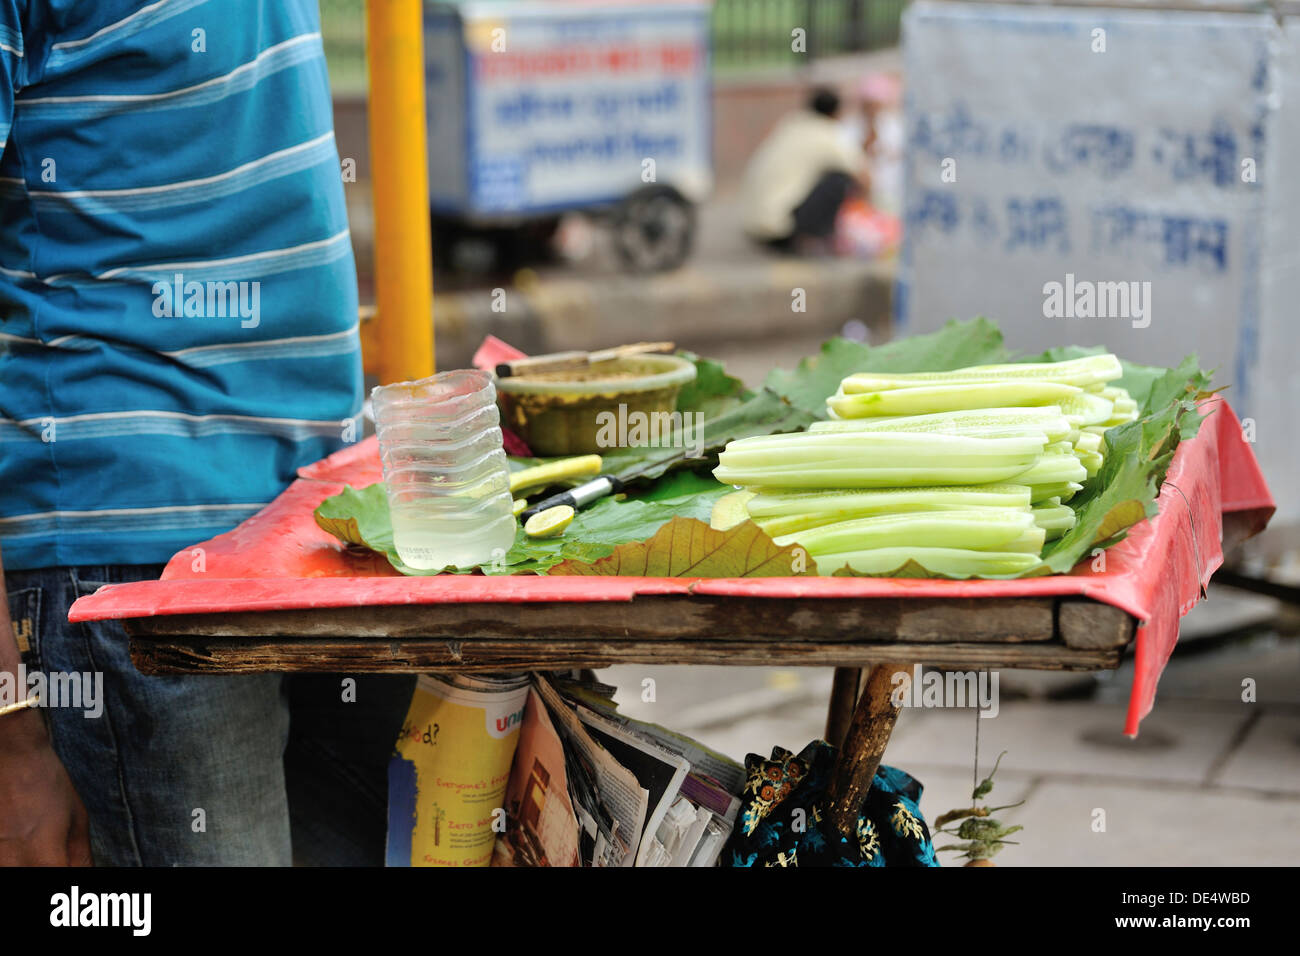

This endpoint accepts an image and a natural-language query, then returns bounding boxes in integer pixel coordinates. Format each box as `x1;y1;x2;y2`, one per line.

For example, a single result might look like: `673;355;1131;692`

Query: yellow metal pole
366;0;435;383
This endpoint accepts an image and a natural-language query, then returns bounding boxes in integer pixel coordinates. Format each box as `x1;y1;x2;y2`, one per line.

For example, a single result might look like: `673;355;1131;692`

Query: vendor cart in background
423;0;713;272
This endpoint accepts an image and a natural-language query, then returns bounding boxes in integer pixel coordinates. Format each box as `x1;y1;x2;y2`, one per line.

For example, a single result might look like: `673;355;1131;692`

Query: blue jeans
5;564;415;866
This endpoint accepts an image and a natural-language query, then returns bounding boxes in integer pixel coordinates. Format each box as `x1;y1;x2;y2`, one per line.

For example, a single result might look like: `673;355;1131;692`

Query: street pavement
404;188;895;370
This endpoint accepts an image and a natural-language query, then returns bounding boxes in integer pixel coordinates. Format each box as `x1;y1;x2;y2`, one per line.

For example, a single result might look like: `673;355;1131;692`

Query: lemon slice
512;498;528;517
524;504;575;538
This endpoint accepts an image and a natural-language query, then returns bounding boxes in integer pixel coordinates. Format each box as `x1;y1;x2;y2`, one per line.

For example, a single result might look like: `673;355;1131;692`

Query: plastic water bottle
372;369;516;570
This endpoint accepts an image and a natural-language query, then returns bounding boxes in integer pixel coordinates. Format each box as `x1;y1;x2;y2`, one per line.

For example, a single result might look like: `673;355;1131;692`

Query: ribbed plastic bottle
371;369;516;570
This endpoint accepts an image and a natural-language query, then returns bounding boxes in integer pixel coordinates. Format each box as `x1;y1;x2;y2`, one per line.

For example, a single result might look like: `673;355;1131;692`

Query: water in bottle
372;369;516;570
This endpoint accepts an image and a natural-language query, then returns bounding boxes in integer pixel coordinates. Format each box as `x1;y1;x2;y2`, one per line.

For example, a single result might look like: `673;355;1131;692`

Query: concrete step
426;256;895;370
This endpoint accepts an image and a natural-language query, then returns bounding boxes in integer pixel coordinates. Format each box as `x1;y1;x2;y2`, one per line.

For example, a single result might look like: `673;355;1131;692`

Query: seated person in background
740;87;870;254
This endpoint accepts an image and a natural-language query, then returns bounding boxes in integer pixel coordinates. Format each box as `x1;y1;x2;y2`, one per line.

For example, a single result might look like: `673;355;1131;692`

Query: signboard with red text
424;1;712;216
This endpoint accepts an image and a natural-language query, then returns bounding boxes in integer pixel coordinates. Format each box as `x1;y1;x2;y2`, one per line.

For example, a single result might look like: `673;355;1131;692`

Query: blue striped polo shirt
0;0;362;571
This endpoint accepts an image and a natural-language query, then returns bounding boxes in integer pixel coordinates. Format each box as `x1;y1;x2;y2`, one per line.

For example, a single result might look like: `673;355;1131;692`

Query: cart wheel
612;185;695;273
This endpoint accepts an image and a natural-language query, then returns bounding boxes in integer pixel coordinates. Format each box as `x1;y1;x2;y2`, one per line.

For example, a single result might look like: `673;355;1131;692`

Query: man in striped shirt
0;1;413;864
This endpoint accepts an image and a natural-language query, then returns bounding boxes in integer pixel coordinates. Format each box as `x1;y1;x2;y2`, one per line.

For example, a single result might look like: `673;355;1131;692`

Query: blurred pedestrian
740;87;870;255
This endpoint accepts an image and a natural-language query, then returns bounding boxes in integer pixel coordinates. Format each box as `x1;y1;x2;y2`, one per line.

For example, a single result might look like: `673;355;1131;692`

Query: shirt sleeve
0;1;24;154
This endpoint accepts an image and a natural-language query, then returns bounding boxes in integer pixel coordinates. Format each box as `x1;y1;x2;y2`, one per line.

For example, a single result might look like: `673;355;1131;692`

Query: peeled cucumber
773;509;1036;555
828;381;1083;419
813;548;1043;577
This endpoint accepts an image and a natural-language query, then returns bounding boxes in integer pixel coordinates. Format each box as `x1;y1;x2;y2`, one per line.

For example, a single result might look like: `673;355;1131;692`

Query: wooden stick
826;662;912;838
824;667;863;748
495;341;675;377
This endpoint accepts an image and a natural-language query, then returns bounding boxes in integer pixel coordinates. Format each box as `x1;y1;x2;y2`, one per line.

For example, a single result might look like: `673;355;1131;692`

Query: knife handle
520;475;624;522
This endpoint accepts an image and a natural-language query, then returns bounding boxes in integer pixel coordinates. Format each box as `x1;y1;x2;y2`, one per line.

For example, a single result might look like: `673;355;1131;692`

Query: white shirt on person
740;111;865;240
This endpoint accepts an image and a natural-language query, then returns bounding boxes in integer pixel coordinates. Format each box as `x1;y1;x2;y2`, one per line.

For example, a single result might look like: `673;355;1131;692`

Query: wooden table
72;396;1263;848
124;592;1135;837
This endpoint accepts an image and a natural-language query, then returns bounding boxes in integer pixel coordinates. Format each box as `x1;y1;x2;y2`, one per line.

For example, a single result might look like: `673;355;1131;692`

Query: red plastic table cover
70;396;1274;736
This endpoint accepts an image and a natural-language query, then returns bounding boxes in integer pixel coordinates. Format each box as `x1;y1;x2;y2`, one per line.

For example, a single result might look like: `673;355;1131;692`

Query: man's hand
0;708;92;865
0;545;92;865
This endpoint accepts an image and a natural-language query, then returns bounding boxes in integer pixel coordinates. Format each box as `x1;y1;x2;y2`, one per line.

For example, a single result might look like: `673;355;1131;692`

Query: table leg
826;662;912;838
824;666;863;747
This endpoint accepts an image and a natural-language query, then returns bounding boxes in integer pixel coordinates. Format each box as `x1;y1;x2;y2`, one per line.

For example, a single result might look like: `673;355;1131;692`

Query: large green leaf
546;516;813;577
674;351;752;419
313;480;731;575
632;470;727;502
314;484;396;552
598;386;815;485
1138;355;1217;437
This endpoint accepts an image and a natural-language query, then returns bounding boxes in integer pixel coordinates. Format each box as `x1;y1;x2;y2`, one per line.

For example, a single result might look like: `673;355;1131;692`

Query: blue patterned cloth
724;740;939;867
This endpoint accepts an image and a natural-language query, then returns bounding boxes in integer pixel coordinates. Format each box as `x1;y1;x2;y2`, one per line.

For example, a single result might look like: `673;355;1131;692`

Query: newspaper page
575;706;691;867
557;681;745;794
533;675;647;867
493;688;581;867
661;798;714;868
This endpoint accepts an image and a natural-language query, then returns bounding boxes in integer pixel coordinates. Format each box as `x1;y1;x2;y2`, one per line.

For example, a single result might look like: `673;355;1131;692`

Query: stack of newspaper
493;674;744;868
